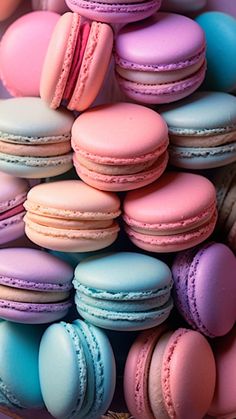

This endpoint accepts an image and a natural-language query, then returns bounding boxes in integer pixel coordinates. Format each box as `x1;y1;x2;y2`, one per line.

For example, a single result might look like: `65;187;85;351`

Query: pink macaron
123;171;217;252
72;103;169;191
124;325;216;419
65;0;162;24
0;11;60;97
114;12;206;104
40;12;113;112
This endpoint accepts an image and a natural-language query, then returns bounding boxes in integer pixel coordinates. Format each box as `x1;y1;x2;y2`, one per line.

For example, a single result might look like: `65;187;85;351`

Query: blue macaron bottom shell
39;320;116;419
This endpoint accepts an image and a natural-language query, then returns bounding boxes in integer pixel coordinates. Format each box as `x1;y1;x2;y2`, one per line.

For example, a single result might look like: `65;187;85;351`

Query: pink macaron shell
162;328;216;419
65;0;162;24
0;11;60;97
73;151;168;191
124;324;169;419
0;0;22;21
32;0;70;13
40;12;81;109
188;243;236;337
209;327;236;418
68;21;113;111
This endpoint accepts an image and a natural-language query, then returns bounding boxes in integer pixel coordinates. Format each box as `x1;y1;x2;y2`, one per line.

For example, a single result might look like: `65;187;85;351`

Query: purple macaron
172;242;236;337
0;248;73;324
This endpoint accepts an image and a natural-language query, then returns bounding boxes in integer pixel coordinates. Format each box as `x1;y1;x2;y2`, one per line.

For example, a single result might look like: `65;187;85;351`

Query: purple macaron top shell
115;12;205;69
0;248;73;291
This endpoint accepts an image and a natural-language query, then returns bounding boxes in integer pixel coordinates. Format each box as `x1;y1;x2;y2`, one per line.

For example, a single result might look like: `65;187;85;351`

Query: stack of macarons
1;1;236;418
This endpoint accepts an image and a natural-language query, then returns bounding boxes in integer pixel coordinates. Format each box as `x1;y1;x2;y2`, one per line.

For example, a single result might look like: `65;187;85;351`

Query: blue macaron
39;319;116;419
73;252;173;331
0;321;44;410
160;91;236;169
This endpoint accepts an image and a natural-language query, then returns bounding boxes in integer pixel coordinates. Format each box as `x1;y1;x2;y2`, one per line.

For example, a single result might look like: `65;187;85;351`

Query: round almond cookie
0;248;73;324
73;252;173;331
65;0;162;24
72;103;169;192
0;98;74;178
124;325;216;419
160;91;236;169
0;11;60;97
114;12;206;104
24;180;121;252
0;172;29;245
40;12;113;112
123;171;217;252
172;242;236;337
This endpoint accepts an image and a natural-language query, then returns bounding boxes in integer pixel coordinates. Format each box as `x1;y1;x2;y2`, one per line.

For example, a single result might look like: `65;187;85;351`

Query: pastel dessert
72;103;169;192
0;248;73;324
0;321;45;409
212;162;236;253
123;171;217;252
161;0;206;12
39;319;116;418
160;91;236;169
32;0;70;13
65;0;162;24
24;180;121;252
0;172;29;245
0;98;74;178
196;12;236;92
114;13;206;104
172;242;236;337
40;12;113;112
124;325;216;419
73;252;173;331
0;0;22;21
0;11;59;97
209;326;236;418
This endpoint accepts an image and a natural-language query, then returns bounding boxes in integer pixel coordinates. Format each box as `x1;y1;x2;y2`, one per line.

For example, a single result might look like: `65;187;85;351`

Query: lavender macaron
0;248;73;324
172;242;236;337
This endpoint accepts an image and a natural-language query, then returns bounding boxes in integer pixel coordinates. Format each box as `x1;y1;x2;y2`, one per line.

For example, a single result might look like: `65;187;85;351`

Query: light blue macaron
161;91;236;169
39;319;116;419
0;321;44;409
73;252;173;331
196;12;236;92
0;97;74;178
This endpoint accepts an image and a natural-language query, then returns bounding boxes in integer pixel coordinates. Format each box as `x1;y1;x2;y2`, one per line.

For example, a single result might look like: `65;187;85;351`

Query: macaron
39;319;116;418
208;326;236;418
160;91;236;169
123;171;217;253
0;321;45;409
32;0;70;13
0;0;22;21
196;12;236;92
0;172;29;245
114;12;206;104
172;242;236;337
73;252;173;331
65;0;162;24
161;0;206;12
24;180;121;252
0;11;60;97
72;103;169;192
40;12;113;112
0;248;73;324
124;325;216;419
0;98;74;178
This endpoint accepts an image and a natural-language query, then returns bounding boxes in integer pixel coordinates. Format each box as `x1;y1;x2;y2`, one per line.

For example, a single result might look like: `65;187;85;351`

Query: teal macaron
0;321;44;410
0;97;74;178
73;252;173;331
160;91;236;169
39;319;116;419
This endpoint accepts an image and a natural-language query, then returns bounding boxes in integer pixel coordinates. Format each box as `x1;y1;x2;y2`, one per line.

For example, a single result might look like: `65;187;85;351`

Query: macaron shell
162;329;216;419
0;172;29;207
0;11;60;97
68;21;113;111
0;212;26;245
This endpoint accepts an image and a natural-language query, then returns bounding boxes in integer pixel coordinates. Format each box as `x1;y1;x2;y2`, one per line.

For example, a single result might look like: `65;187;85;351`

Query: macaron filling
0;203;25;221
0;139;72;157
